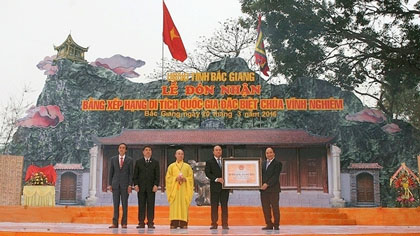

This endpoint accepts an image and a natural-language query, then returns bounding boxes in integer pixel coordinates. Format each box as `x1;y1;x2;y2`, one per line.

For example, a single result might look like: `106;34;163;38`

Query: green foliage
240;0;420;127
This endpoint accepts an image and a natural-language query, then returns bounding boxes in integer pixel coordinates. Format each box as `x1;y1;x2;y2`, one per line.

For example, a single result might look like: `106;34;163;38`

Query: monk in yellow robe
166;149;194;229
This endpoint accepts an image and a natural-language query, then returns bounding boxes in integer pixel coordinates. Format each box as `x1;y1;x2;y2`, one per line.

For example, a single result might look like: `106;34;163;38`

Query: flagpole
259;73;262;128
161;0;165;95
161;33;164;91
162;0;187;91
257;14;262;128
254;13;271;129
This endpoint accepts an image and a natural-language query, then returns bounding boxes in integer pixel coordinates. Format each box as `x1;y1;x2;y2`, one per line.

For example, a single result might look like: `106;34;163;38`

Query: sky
0;0;243;107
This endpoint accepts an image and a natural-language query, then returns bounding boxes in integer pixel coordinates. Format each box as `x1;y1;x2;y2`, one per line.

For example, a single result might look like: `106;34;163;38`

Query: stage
1;223;420;236
1;206;420;235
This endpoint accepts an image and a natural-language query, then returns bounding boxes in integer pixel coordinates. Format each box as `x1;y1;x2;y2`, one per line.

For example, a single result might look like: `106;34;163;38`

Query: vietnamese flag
163;1;187;62
254;15;269;76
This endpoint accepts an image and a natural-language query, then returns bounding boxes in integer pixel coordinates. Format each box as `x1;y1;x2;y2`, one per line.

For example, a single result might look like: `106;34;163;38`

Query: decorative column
86;145;98;205
417;155;420;178
330;145;345;207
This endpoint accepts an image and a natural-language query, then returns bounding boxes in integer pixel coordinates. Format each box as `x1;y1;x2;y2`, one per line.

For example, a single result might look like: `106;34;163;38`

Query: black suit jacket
205;157;224;193
133;158;160;192
109;155;133;189
261;158;282;193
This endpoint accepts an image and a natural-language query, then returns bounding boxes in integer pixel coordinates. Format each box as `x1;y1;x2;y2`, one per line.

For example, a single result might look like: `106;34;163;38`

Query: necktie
217;158;221;168
266;160;271;170
120;157;124;169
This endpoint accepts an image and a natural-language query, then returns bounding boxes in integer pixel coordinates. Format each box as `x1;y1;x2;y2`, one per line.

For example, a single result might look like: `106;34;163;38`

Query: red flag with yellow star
163;1;187;62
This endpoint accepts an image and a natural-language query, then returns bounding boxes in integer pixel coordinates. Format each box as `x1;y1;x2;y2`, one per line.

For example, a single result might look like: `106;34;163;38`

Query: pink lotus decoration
17;105;64;128
345;108;387;124
36;55;58;76
381;123;401;134
91;54;145;78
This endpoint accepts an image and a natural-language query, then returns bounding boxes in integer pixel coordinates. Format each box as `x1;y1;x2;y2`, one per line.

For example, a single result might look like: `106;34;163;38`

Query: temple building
54;34;88;62
85;129;346;207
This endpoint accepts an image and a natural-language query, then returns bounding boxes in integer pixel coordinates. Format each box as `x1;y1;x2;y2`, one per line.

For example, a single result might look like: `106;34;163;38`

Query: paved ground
1;223;420;235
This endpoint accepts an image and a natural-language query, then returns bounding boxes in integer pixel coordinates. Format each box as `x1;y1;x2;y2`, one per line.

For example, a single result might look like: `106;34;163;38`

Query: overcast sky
0;0;243;107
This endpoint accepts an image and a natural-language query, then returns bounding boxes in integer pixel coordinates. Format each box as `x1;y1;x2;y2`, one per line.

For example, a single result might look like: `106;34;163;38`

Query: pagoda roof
348;163;383;170
54;163;84;170
93;129;335;147
54;34;88;52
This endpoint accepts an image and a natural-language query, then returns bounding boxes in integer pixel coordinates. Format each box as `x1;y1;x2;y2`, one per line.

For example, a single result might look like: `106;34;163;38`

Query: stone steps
71;206;355;225
4;206;420;226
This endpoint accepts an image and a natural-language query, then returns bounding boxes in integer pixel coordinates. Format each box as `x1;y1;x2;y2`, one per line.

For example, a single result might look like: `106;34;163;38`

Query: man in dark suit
108;143;133;229
205;145;229;230
133;146;160;229
260;147;282;230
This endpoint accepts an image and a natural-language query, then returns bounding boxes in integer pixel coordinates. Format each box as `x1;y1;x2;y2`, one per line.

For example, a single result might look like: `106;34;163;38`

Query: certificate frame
222;158;262;189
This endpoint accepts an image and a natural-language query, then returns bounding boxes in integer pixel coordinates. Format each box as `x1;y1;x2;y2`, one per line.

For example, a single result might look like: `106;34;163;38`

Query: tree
197;18;256;61
0;85;33;154
240;0;420;123
147;18;258;80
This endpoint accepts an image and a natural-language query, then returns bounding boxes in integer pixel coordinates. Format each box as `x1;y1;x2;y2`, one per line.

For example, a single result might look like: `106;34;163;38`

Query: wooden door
357;173;374;202
60;172;76;201
300;157;321;188
277;148;298;190
299;148;326;191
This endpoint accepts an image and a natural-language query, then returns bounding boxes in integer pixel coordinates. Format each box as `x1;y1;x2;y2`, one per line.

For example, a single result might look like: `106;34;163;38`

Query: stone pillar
417;155;420;178
86;145;98;205
330;145;345;207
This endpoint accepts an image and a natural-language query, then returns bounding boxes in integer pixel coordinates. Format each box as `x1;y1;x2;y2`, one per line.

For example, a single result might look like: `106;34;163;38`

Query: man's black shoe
136;224;145;229
262;226;273;230
148;225;155;229
222;225;229;230
209;225;217;229
273;226;279;230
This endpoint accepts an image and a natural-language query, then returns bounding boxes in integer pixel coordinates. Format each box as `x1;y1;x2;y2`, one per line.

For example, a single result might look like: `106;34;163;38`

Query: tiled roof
348;163;383;170
54;163;84;170
93;129;335;147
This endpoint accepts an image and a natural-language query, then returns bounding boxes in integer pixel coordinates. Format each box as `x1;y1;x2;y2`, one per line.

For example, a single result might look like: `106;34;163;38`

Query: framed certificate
222;158;262;189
